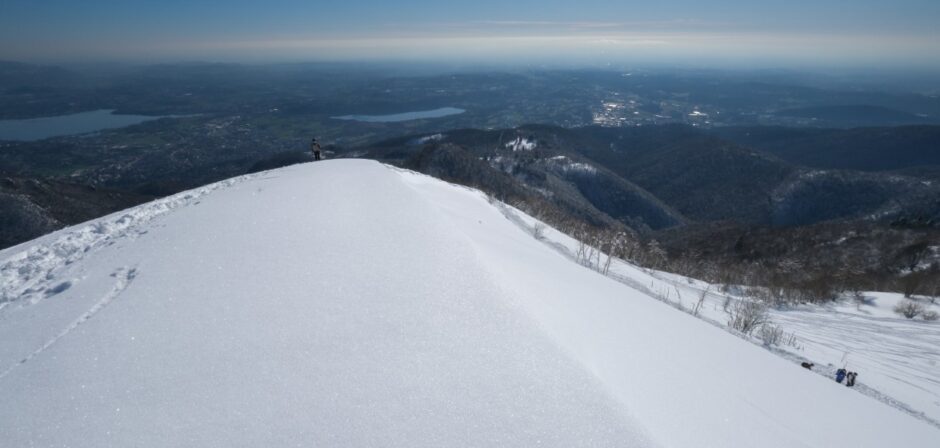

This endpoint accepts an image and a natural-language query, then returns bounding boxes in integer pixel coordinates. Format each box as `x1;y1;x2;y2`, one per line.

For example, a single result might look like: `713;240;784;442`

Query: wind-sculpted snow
0;161;651;447
0;266;137;381
0;160;937;447
397;169;940;447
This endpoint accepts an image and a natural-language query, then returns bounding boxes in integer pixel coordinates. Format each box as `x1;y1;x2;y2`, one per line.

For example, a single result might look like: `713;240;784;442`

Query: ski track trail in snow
0;266;137;381
0;172;264;306
0;171;266;381
492;202;940;431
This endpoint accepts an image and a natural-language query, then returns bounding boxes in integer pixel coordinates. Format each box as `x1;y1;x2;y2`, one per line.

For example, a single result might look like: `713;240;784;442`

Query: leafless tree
692;286;709;317
898;241;930;272
901;272;926;298
728;299;769;335
644;240;667;269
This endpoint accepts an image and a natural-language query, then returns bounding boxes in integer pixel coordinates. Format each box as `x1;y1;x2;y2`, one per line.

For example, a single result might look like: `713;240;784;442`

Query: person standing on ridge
836;368;847;384
846;371;858;387
311;138;322;161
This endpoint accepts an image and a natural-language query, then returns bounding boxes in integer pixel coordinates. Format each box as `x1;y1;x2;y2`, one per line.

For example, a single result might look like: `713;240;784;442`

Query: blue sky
1;0;938;67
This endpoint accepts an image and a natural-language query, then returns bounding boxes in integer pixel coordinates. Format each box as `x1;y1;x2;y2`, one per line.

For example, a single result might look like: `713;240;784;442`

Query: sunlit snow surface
506;206;940;428
0;160;937;447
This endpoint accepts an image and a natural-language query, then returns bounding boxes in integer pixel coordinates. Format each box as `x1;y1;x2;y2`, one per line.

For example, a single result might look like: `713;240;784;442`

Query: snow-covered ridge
0;160;936;447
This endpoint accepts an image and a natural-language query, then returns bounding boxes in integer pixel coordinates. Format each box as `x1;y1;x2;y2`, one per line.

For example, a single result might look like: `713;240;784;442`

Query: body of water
0;109;171;141
332;107;465;123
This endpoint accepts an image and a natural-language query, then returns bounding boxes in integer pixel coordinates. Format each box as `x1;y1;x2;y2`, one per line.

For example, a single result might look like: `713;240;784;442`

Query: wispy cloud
472;20;624;28
173;31;939;66
3;25;938;68
468;19;729;31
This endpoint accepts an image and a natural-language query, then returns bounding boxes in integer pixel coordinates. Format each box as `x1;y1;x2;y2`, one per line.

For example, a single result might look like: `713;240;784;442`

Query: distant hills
356;124;940;232
715;125;940;171
346;123;939;292
0;61;85;89
775;105;933;127
0;177;150;249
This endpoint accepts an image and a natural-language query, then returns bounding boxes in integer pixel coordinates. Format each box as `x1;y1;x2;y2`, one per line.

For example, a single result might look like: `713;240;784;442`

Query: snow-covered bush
894;299;925;319
532;222;546;240
922;310;939;321
728;299;769;335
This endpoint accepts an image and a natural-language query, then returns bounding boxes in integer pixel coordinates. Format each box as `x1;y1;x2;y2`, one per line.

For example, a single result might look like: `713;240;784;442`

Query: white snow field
0;159;937;447
501;208;940;429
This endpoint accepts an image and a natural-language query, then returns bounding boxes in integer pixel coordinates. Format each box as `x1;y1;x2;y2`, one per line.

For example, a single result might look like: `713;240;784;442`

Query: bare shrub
922;310;939;321
894;299;925;319
782;331;801;349
674;286;684;311
897;241;931;272
601;231;634;275
758;323;784;346
728;299;769;335
573;224;592;267
642;240;667;270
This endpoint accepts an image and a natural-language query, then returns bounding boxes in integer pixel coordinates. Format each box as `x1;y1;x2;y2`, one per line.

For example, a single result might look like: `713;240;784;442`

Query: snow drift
0;159;936;447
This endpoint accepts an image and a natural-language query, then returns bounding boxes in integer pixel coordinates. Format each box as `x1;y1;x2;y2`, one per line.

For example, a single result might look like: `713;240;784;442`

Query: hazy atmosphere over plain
2;0;939;67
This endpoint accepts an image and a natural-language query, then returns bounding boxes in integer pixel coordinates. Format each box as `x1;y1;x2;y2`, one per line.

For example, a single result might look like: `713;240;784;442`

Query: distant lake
0;109;171;141
332;107;465;123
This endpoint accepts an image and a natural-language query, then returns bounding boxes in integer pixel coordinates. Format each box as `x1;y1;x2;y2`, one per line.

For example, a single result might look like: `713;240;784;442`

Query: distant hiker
835;368;847;384
311;138;322;161
801;362;814;370
846;371;858;387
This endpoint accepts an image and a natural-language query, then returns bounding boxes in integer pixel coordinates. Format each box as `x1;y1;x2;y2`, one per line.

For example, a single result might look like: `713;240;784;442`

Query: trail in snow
0;172;264;307
0;266;137;381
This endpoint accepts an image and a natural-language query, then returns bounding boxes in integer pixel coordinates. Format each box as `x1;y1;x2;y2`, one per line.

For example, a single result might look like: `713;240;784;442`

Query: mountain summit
0;160;936;447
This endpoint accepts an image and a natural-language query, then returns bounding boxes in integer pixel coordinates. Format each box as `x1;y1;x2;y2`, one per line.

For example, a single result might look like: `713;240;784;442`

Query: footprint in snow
44;281;73;298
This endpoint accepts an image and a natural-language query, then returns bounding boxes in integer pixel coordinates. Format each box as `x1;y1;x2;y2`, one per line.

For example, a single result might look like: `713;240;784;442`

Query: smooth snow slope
0;160;936;447
500;206;940;427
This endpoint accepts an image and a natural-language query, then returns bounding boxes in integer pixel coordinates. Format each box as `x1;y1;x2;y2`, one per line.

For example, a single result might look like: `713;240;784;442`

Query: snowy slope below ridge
498;204;940;428
0;159;936;447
